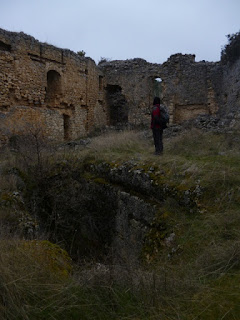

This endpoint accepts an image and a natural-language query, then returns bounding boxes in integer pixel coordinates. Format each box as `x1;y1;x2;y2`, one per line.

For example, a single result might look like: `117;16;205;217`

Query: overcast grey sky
0;0;239;64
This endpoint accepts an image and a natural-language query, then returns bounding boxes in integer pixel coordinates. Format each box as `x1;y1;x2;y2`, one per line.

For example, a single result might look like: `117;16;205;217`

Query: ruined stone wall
160;54;222;123
99;54;223;127
0;28;107;145
99;58;157;127
1;27;240;145
221;58;240;121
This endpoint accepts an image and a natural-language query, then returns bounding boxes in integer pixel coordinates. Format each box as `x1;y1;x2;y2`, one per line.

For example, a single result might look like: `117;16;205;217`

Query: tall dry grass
88;130;152;160
0;127;240;319
0;237;71;319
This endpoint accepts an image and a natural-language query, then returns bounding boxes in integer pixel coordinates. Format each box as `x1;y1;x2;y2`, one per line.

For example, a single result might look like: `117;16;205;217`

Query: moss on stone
21;240;72;279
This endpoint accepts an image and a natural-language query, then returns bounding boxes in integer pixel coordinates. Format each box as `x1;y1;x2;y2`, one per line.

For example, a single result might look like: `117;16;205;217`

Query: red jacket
151;104;161;129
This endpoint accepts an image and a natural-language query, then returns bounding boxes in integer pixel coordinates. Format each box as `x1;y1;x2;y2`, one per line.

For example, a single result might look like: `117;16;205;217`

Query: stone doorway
106;85;128;125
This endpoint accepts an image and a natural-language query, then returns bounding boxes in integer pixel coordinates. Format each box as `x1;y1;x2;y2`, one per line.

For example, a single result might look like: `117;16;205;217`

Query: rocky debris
86;160;203;211
61;138;91;150
165;233;176;247
159;112;240;138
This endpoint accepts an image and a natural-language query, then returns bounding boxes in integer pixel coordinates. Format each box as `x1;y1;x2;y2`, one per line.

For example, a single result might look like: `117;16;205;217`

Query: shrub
98;57;111;64
77;50;86;57
221;31;240;65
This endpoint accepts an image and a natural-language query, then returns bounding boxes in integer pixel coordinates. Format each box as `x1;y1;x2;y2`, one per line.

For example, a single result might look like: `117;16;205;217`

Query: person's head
153;97;160;105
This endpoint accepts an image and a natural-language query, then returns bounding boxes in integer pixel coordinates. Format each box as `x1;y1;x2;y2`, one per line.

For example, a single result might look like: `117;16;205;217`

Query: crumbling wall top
166;53;196;63
0;27;95;64
98;58;151;72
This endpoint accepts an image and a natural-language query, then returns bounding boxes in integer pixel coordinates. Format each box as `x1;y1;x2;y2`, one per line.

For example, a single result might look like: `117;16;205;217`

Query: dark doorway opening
45;70;62;104
63;114;70;140
106;85;128;125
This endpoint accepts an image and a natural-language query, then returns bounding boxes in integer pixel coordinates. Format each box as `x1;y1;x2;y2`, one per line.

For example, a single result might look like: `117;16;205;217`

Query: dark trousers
152;128;163;154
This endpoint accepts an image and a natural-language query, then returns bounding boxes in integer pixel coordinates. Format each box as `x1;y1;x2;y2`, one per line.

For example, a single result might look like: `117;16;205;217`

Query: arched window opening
45;70;62;104
63;114;70;140
153;77;162;98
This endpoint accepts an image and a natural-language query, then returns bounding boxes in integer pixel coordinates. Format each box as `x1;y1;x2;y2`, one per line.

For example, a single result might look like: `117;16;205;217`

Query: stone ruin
0;27;240;145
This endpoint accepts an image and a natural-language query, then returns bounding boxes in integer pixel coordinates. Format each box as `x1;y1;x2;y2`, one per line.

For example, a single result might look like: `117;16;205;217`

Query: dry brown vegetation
0;127;240;319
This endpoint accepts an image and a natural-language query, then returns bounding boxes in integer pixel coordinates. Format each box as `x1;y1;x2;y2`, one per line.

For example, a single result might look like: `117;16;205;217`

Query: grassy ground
1;127;240;319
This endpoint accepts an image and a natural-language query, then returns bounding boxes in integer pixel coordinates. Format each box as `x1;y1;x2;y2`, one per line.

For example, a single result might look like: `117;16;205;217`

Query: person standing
151;96;164;155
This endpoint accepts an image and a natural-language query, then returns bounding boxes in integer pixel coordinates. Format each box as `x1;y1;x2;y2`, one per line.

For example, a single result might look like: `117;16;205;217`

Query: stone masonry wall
0;27;239;145
0;28;107;145
99;54;223;127
221;58;240;121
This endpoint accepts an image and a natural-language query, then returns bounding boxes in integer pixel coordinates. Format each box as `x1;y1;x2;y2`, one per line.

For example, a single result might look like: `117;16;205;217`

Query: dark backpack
159;105;169;129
